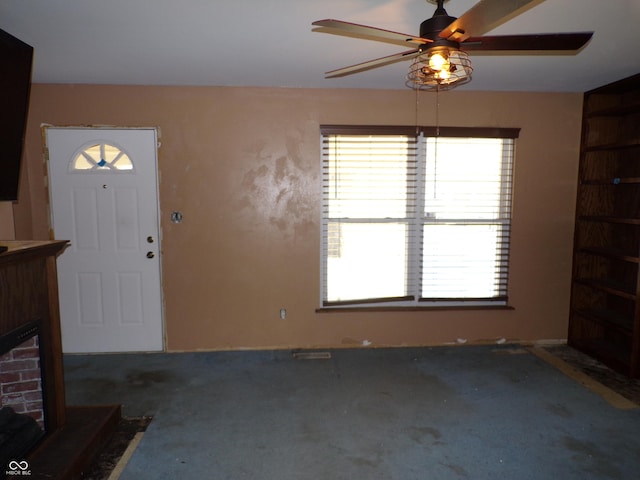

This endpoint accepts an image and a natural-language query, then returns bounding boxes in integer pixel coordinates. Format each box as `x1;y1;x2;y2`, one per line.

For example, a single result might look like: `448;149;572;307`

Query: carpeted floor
71;344;640;480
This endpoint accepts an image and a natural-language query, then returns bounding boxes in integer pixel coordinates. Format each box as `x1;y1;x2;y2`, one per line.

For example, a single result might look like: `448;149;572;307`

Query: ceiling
2;0;639;92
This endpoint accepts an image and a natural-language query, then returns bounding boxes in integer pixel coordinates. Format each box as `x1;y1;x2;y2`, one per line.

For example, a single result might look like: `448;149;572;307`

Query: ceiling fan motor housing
419;9;460;51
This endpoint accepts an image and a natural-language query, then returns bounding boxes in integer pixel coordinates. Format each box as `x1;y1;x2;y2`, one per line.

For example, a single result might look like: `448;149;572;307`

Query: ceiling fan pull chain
434;85;440;199
435;85;440;137
415;86;420;135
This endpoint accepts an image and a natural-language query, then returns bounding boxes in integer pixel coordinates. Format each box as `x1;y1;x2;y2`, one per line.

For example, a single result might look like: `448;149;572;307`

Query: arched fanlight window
71;143;134;172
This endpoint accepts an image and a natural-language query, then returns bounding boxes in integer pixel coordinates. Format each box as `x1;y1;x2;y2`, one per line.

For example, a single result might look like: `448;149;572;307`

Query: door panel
46;127;163;353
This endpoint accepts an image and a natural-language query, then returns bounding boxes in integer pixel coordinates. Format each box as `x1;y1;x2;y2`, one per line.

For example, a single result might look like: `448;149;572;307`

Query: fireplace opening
0;321;46;467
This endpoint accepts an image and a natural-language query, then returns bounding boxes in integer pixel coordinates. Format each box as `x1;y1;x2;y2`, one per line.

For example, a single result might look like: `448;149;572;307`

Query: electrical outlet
280;308;287;320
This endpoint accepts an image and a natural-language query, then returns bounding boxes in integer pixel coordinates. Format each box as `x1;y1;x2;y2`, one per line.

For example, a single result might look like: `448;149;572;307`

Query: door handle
147;236;154;243
146;251;155;259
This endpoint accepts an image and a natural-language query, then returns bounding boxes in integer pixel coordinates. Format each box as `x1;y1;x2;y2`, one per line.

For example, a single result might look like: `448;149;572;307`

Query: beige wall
15;85;582;351
0;202;15;239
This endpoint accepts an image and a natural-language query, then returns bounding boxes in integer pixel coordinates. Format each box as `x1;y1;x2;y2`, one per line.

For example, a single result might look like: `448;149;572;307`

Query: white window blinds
321;126;518;308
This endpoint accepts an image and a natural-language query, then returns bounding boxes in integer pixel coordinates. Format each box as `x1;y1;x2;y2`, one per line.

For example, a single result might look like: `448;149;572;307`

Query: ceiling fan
312;0;593;90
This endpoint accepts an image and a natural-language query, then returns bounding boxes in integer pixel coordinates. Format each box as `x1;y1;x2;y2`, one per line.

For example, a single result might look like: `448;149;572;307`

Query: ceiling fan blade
312;19;431;48
461;32;593;52
324;49;421;78
440;0;545;43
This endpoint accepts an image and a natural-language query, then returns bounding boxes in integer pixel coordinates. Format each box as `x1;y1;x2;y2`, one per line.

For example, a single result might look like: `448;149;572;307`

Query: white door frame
45;125;165;353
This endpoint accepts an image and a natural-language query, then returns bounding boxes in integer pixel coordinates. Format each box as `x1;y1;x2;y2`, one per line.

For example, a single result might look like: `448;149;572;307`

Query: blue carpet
64;345;640;479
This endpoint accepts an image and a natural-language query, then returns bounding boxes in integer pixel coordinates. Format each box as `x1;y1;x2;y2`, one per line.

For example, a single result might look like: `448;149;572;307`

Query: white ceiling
2;0;639;92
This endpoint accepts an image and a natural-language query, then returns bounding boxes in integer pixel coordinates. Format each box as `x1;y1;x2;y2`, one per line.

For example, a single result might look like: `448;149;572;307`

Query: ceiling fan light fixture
406;47;473;91
428;50;449;71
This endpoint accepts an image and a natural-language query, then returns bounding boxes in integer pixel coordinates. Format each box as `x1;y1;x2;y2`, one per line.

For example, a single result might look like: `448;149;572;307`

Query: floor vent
492;347;528;355
292;351;332;360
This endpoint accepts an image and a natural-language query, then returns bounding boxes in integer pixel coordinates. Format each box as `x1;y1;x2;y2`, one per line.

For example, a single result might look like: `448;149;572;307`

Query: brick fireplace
0;240;121;479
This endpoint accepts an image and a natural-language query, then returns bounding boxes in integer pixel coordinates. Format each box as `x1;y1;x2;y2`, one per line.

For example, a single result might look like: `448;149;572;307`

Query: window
71;143;134;172
320;126;519;308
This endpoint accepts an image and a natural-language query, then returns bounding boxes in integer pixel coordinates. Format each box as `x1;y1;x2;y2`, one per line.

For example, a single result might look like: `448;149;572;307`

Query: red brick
23;391;43;401
12;348;39;360
20;370;42;382
2;380;39;394
0;372;21;383
1;392;22;402
0;359;38;372
26;401;43;411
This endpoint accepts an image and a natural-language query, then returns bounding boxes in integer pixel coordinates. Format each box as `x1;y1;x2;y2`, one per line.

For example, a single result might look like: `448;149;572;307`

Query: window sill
316;305;515;313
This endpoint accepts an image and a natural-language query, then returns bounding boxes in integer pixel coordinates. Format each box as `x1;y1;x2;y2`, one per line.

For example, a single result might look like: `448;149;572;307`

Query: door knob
147;236;154;243
146;251;155;259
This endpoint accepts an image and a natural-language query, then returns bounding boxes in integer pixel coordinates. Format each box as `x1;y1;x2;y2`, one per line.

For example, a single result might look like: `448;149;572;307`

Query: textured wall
0;202;14;238
16;85;582;351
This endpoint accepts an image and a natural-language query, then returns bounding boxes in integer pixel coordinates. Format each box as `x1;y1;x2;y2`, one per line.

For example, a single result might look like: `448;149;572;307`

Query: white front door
46;127;163;353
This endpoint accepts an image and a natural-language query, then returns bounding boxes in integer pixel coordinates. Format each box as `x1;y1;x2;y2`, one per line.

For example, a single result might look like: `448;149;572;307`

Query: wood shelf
586;103;640;118
572;308;634;334
582;178;640;185
583;139;640;152
578;215;640;225
574;277;637;300
578;246;640;263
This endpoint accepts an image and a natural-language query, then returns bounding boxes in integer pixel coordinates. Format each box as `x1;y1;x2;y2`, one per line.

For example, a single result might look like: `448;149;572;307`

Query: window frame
319;125;520;311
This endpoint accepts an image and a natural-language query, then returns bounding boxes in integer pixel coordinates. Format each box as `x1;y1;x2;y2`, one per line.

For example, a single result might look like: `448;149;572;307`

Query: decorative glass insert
71;143;134;172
